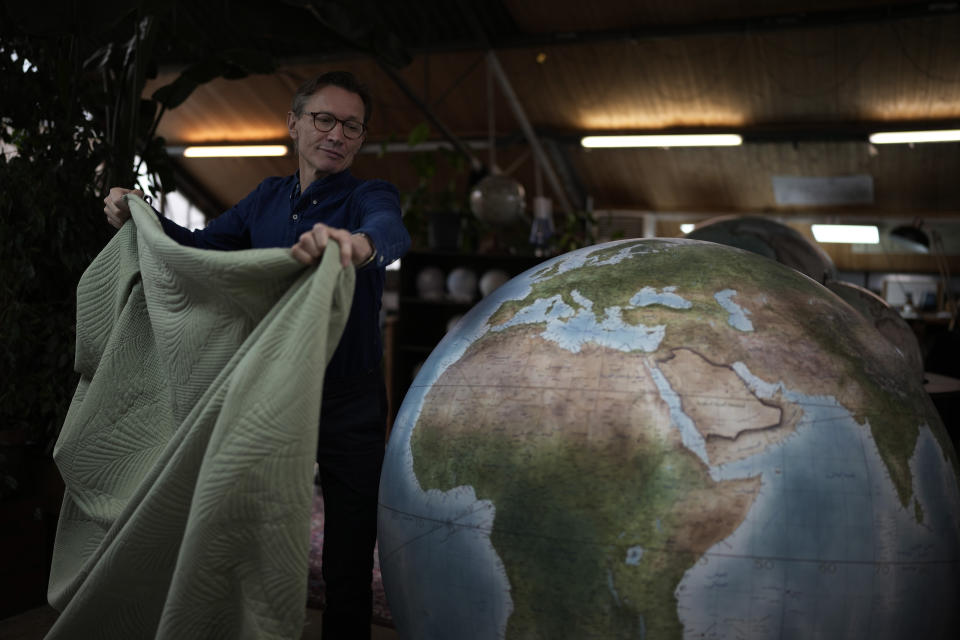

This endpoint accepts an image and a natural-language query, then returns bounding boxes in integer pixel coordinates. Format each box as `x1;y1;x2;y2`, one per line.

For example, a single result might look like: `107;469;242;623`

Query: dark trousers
317;367;387;640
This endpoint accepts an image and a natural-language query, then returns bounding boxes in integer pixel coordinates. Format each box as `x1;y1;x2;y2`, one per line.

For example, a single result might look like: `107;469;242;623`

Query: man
103;70;410;639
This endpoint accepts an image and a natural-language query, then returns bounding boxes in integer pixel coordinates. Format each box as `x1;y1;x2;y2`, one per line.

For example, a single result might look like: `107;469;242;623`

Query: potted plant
399;122;475;252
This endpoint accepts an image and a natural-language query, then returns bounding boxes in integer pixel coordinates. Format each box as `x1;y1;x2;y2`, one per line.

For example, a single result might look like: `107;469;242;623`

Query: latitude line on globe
377;504;958;568
414;380;927;423
377;501;498;560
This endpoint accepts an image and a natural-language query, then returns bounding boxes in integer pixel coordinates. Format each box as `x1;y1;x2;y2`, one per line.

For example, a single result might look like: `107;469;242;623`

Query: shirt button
312;199;317;205
292;214;299;220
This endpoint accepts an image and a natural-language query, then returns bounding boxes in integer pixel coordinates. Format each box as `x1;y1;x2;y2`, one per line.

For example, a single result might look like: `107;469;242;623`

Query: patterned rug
307;490;393;626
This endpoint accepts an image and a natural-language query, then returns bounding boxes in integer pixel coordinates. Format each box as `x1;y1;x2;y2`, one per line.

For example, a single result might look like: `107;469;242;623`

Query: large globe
687;215;837;283
825;280;926;385
379;239;960;639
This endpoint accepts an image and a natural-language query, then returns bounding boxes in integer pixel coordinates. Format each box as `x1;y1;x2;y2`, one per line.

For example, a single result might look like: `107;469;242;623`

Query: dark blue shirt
158;169;410;380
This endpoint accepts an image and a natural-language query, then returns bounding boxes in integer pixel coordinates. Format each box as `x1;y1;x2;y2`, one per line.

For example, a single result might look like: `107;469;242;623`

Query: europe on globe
378;239;960;639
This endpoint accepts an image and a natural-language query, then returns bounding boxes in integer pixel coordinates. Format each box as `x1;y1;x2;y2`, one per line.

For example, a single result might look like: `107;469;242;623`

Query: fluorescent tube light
182;145;289;158
811;224;879;244
581;134;742;148
868;130;960;144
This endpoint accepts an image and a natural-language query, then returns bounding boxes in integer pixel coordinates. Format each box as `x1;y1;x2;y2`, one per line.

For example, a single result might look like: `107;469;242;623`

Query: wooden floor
0;605;399;640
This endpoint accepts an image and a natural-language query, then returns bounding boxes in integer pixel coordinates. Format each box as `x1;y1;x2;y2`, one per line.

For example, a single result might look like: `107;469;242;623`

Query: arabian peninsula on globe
379;239;960;639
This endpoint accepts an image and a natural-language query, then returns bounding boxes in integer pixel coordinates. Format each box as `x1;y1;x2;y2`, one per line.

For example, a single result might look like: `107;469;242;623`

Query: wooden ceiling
145;0;960;270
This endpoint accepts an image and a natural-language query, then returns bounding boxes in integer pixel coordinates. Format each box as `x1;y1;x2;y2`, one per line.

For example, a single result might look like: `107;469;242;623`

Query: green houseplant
0;3;277;496
398;121;476;252
0;0;416;499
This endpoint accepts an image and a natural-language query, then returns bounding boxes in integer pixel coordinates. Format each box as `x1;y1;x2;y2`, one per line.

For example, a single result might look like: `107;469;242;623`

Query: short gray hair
290;71;372;124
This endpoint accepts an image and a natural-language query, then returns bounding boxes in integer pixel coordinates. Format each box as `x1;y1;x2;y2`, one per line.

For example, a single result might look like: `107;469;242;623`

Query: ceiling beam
260;1;960;61
153;1;960;78
484;2;960;51
375;59;485;174
485;51;575;215
453;0;579;215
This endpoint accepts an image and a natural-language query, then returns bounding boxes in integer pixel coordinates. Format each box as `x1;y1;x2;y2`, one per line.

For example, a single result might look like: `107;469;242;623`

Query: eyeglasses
305;111;366;139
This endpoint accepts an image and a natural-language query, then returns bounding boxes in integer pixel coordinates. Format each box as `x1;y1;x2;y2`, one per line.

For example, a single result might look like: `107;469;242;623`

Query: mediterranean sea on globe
378;239;960;640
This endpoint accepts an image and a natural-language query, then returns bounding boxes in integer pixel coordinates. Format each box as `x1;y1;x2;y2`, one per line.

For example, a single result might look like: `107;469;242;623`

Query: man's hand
103;187;144;229
291;222;374;268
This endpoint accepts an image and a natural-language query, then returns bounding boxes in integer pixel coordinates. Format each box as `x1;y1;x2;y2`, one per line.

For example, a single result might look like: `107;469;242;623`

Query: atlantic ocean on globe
378;239;960;639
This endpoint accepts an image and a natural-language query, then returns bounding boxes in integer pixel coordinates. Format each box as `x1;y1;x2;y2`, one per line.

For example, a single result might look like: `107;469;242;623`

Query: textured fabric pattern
157;169;411;381
46;195;354;639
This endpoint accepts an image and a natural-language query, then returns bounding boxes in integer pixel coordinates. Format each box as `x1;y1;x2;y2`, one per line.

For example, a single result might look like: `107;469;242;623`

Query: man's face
287;85;366;182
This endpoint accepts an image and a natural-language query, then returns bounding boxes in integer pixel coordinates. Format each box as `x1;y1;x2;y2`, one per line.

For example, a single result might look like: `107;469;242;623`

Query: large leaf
152;49;276;109
407;122;432;147
83;42;115;73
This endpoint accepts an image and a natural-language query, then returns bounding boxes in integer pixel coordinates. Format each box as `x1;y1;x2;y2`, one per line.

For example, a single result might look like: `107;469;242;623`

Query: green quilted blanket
46;195;354;639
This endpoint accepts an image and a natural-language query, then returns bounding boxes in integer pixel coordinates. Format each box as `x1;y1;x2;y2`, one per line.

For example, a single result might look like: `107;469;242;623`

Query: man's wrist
353;232;376;267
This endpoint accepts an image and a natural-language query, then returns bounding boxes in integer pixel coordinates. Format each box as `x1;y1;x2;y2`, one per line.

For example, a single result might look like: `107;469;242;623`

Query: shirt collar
292;169;353;201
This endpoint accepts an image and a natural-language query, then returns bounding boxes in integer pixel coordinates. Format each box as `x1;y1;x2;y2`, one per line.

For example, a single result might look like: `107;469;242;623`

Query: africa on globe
379;239;960;639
